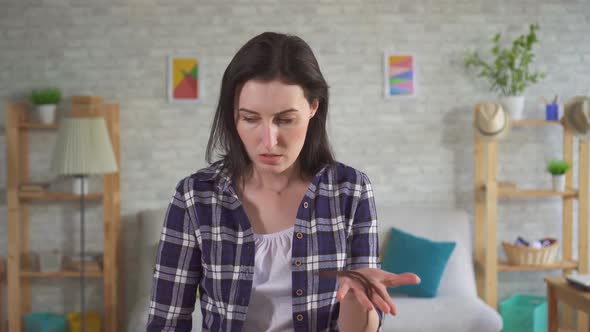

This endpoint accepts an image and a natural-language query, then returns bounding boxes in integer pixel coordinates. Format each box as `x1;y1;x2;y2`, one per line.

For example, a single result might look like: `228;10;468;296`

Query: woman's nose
262;123;278;150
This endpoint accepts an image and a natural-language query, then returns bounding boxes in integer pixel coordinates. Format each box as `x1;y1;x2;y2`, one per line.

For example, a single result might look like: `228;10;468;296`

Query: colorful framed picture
384;52;416;98
168;55;201;104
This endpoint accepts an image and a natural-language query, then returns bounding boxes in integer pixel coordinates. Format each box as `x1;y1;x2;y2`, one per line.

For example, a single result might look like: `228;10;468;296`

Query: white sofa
127;206;502;332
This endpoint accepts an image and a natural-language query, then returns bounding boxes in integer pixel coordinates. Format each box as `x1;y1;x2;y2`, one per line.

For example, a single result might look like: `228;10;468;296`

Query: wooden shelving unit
18;122;59;130
512;120;563;126
474;115;589;330
20;271;104;278
18;191;103;201
0;257;5;332
498;260;578;272
478;185;579;198
4;97;121;332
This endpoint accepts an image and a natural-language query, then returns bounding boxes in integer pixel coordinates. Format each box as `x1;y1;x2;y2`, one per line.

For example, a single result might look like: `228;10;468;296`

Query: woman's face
235;79;318;175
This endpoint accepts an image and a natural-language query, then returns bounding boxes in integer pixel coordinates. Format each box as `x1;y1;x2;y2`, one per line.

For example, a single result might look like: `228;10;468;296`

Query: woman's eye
277;118;294;124
243;117;258;123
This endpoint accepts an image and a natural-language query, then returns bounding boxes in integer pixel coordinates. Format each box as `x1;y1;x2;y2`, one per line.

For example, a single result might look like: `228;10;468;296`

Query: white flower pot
499;96;525;120
552;175;565;192
36;104;57;124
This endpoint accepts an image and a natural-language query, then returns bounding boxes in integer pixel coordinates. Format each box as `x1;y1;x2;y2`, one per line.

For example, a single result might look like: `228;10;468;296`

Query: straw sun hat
563;96;590;140
474;102;512;141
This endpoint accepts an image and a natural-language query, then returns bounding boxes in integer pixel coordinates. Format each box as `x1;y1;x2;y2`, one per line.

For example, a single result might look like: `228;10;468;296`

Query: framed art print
384;52;416;98
168;55;201;104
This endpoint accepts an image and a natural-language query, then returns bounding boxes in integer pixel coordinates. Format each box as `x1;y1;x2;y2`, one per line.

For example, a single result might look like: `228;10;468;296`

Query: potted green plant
546;159;570;191
30;87;62;124
464;24;545;120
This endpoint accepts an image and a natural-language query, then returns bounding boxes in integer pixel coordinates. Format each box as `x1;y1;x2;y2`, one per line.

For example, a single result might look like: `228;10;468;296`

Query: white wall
1;0;590;327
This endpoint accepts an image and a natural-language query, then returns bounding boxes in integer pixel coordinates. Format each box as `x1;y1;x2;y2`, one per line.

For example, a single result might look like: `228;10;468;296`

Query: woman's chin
253;159;293;174
255;162;284;172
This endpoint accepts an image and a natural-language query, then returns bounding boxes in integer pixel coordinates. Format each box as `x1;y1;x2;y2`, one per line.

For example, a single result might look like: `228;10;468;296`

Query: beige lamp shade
51;117;118;176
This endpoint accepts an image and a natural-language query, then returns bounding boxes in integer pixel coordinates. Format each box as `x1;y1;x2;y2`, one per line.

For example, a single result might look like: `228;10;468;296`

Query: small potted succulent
30;87;62;124
546;159;570;191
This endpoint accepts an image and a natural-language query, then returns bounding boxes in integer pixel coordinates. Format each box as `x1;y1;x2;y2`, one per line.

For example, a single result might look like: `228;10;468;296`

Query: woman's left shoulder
324;161;372;186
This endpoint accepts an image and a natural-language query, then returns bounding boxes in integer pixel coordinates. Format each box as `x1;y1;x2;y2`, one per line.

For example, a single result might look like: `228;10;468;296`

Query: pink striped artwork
384;52;416;98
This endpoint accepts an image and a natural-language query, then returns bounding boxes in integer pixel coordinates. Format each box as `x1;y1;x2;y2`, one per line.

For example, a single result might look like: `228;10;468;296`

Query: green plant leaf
547;160;571;175
463;24;545;96
30;88;62;105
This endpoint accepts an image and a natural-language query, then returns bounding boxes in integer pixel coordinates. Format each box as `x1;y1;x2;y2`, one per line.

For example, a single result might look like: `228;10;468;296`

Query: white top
242;226;295;332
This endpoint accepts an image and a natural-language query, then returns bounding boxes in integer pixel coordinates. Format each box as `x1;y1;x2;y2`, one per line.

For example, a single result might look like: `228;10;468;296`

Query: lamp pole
77;174;86;332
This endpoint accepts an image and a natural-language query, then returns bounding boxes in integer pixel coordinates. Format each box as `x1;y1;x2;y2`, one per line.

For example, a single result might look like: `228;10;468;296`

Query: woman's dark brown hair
205;32;335;181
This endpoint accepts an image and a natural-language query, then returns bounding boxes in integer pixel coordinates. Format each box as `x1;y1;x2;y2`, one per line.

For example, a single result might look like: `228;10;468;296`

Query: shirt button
303;202;309;209
296;314;304;321
296;289;304;296
294;260;302;267
296;232;303;239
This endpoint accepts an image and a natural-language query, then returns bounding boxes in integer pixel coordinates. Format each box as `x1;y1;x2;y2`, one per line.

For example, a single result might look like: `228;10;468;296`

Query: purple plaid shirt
146;161;384;331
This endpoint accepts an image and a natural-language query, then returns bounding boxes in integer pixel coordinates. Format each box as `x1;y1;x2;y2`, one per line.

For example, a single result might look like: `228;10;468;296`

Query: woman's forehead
239;79;305;97
237;80;307;112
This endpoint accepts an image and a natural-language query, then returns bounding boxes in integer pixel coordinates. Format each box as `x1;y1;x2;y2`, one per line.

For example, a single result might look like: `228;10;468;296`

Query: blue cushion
381;227;456;298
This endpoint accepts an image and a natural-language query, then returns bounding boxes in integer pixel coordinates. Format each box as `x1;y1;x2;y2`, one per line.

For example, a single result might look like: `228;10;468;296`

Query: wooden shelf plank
512;120;563;126
499;188;578;198
499;260;578;271
19;122;59;130
20;271;103;278
19;191;103;201
480;185;578;198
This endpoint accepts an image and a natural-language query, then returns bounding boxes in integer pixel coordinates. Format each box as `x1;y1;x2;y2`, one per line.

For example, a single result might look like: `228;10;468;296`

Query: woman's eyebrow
238;108;299;115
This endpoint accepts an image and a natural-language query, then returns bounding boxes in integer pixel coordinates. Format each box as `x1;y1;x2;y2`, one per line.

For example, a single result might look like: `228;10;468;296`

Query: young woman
147;32;419;332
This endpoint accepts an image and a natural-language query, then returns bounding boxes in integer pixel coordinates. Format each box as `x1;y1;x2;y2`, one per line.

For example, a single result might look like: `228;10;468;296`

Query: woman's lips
259;154;282;164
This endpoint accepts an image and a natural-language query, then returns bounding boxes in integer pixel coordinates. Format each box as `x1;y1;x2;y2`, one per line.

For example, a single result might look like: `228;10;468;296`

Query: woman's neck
241;163;304;195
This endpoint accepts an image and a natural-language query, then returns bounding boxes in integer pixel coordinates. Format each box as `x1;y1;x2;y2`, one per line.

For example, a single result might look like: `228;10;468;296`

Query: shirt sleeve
146;178;202;332
346;171;384;331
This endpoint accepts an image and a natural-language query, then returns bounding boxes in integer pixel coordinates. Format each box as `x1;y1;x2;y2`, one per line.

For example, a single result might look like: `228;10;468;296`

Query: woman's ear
310;99;319;118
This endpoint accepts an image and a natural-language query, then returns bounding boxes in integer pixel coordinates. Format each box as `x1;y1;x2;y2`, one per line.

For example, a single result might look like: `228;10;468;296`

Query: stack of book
62;253;103;273
64;260;102;273
19;182;50;192
0;256;6;280
21;252;41;272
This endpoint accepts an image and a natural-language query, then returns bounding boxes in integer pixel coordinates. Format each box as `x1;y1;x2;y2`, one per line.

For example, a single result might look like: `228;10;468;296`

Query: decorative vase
499;96;525;120
36;104;57;124
552;175;565;192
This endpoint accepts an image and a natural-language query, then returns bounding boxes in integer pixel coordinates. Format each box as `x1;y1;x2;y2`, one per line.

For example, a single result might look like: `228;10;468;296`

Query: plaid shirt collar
203;160;331;202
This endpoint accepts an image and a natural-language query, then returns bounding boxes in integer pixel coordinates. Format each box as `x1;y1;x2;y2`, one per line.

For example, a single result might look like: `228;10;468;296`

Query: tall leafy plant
464;24;545;96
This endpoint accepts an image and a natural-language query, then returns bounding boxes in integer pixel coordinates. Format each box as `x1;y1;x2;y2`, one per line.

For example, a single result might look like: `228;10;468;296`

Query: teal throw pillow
381;227;456;298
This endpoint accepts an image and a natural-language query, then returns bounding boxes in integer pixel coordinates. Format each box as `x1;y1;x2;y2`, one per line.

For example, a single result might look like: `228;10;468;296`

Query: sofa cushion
383;296;503;332
136;209;167;302
382;227;456;298
375;206;477;298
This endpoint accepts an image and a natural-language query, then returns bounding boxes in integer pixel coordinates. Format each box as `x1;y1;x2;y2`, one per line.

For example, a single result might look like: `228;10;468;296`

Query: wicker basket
502;240;559;265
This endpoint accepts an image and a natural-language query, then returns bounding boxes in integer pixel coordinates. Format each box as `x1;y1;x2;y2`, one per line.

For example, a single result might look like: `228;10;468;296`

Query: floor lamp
51;116;118;332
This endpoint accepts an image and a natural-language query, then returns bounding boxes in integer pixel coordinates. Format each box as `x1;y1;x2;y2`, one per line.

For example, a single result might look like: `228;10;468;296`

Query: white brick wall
1;0;589;326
